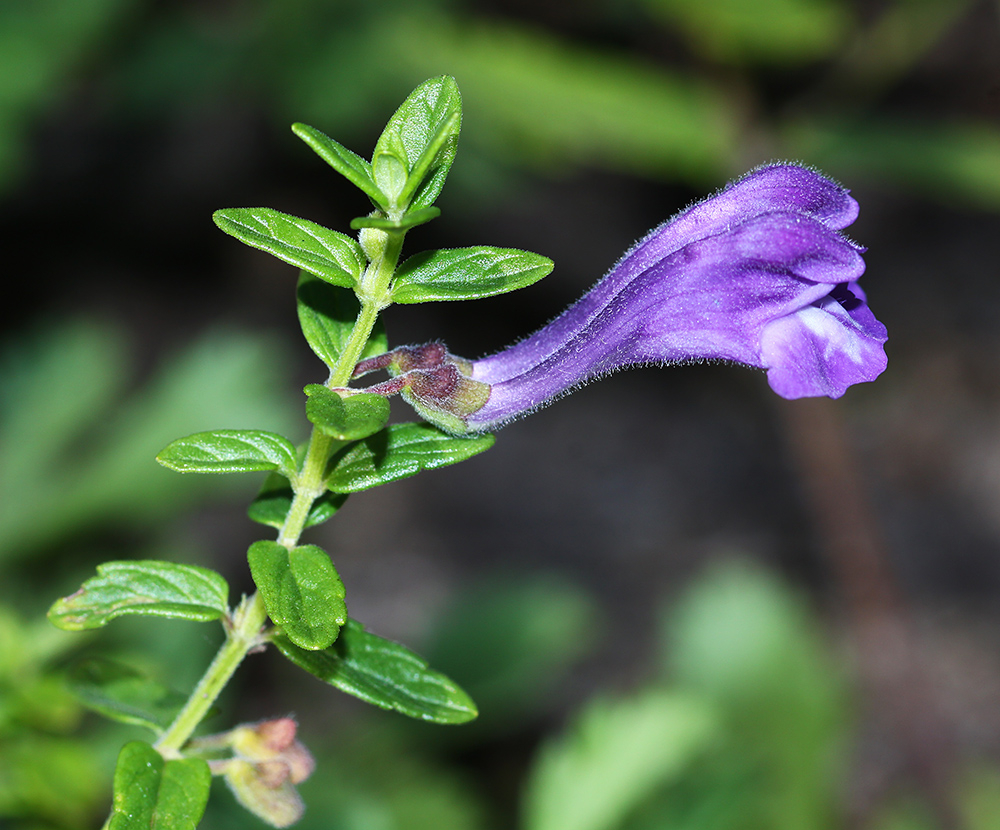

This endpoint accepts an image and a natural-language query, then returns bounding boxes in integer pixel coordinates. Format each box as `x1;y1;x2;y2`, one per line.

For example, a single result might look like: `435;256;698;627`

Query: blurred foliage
0;0;136;191
644;0;854;65
2;0;1000;206
521;562;1000;830
0;317;296;829
423;574;599;737
0;319;296;561
0;605;100;828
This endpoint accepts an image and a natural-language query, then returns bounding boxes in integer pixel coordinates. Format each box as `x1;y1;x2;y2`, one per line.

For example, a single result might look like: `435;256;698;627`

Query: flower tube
357;164;887;433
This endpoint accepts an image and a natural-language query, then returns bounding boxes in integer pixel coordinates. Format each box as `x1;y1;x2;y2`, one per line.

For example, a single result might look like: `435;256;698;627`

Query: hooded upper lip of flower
354;163;888;434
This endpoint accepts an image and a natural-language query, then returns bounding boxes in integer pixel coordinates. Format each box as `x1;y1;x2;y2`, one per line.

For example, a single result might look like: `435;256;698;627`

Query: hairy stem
152;227;405;763
278;230;403;549
154;592;268;757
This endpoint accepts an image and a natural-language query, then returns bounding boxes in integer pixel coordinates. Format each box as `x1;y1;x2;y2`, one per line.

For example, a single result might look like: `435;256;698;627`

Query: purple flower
355;164;887;434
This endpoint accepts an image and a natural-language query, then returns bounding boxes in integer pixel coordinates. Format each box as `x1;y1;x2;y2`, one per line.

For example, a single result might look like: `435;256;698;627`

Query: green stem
151;226;405;764
276;429;335;548
329;298;383;389
277;229;404;549
154;592;268;757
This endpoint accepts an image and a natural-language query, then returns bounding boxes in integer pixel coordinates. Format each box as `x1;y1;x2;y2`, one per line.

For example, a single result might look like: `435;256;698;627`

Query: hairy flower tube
355;164;887;433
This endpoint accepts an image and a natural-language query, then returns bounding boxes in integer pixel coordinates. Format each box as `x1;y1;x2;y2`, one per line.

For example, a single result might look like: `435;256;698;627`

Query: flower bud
224;758;305;828
197;718;315;827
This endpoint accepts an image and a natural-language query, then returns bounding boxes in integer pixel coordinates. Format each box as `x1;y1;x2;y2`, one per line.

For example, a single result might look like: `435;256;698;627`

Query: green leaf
662;560;849;817
273;619;477;724
48;561;230;631
398;111;461;207
248;541;346;651
297;274;388;371
67;658;188;733
371;75;462;209
326;423;495;493
392;246;554;303
349;206;440;231
291;122;387;208
213;208;365;288
304;385;390;441
523;690;718;830
247;471;348;530
156;429;298;477
109;742;211;830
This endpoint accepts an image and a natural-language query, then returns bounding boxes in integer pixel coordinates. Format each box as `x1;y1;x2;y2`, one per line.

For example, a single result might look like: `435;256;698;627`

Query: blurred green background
3;0;1000;828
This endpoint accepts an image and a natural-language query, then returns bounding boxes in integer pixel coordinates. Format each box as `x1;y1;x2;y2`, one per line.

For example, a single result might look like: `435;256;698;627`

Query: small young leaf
109;742;211;830
349;206;441;232
397;112;461;208
247;472;348;530
156;429;298;478
392;247;555;303
305;386;390;441
48;561;229;631
67;658;188;733
248;541;346;651
371;150;408;204
297;274;388;371
327;423;495;493
371;76;462;210
291;122;387;208
273;619;478;724
213;208;365;288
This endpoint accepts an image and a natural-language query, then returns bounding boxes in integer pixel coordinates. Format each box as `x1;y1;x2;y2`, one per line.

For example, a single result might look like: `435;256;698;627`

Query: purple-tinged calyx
352;343;491;435
357;164;887;434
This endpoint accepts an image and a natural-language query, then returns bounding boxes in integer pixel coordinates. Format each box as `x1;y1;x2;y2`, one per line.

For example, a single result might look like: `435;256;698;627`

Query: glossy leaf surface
67;658;188;733
327;423;494;493
274;619;477;724
109;742;210;830
392;246;554;303
291;122;386;208
371;75;461;210
304;385;390;441
156;429;298;478
213;208;365;288
48;561;229;631
297;275;388;371
248;541;346;651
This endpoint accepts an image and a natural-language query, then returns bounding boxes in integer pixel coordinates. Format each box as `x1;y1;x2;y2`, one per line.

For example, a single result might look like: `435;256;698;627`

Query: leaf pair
156;422;494;528
246;539;476;724
48;557;475;728
212;220;553;318
218;74;459;283
212;76;553;315
295;75;461;216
